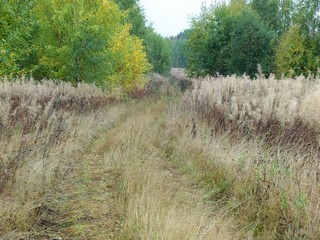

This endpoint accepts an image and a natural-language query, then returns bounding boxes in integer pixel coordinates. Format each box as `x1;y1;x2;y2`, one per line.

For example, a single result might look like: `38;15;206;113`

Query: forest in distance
2;0;320;91
185;0;320;78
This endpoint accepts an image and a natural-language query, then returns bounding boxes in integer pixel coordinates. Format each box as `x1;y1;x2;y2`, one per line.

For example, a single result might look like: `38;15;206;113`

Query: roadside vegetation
0;74;240;240
1;72;320;239
1;0;320;239
0;78;123;238
0;0;173;91
174;73;320;239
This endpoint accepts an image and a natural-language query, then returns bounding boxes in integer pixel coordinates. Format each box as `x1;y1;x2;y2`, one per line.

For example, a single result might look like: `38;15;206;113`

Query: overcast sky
139;0;216;37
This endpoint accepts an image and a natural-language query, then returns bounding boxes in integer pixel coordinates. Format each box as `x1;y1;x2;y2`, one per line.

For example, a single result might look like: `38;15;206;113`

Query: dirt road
39;99;238;239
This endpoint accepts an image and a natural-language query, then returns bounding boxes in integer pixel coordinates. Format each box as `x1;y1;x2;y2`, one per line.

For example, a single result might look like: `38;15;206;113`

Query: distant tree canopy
4;0;319;83
113;0;147;38
186;0;320;78
170;30;188;68
0;0;172;92
145;30;172;75
186;2;274;78
0;0;35;76
113;0;173;75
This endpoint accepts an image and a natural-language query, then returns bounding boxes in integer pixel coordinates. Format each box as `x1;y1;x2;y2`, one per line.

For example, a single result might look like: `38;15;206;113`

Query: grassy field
178;73;320;239
1;72;320;239
0;78;120;238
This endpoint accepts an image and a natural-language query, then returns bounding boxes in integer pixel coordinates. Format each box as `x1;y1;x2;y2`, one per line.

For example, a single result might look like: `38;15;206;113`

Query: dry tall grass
130;73;179;99
0;77;116;237
36;99;240;239
184;74;320;152
102;101;239;240
169;68;193;91
4;73;320;239
1;76;239;239
174;74;320;239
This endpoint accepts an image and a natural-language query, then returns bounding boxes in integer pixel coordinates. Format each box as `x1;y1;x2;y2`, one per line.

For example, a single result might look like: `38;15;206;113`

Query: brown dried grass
0;77;116;237
174;74;320;239
184;74;320;154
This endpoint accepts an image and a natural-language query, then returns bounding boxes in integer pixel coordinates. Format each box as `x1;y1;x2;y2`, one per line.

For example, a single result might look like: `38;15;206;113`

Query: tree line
0;0;172;91
185;0;320;78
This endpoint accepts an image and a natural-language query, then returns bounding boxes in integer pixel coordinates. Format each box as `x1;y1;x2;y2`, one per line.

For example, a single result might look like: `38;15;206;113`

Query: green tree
295;0;320;35
145;30;172;75
250;0;280;32
33;0;119;83
32;0;150;90
186;2;274;77
113;0;173;75
113;0;147;38
170;31;188;68
278;0;295;35
0;0;35;76
0;0;151;91
295;0;320;75
229;11;274;77
250;0;295;36
185;5;213;77
108;24;151;91
275;25;308;77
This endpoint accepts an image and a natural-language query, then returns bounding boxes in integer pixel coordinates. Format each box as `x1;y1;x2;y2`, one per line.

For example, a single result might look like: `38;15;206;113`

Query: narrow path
39;99;238;239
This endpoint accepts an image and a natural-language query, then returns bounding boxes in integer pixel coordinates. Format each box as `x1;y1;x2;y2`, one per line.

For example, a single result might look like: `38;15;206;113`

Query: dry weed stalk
174;75;320;238
0;77;115;236
184;74;320;152
169;68;193;91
